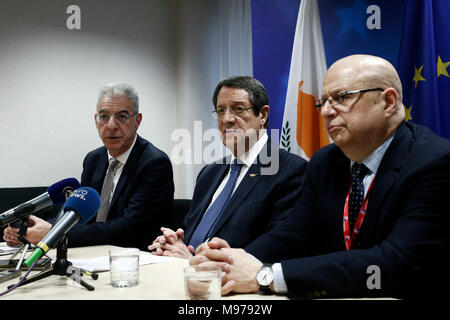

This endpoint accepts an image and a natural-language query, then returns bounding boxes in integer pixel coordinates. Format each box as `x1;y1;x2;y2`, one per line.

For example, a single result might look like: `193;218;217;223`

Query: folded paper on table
0;243;32;256
69;252;178;272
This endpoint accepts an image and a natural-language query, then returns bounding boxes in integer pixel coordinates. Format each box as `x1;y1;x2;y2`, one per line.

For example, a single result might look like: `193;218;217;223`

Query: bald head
327;54;403;105
321;54;405;161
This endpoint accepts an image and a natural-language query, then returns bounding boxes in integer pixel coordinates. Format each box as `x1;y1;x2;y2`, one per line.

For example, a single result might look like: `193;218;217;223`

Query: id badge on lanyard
342;177;375;250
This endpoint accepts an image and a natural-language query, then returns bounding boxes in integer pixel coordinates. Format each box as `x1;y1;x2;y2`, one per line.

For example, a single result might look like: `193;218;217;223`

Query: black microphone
9;203;36;220
24;187;100;267
0;178;80;227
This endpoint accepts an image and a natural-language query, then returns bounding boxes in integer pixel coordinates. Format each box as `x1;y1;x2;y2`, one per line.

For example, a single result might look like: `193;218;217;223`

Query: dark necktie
189;159;242;249
96;158;120;222
349;163;370;232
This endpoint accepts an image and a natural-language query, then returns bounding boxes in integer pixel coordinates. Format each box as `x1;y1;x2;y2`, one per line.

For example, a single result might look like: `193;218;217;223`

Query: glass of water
109;248;140;288
183;266;221;300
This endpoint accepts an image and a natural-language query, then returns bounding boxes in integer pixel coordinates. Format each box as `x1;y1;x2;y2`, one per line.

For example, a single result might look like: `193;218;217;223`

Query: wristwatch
256;263;274;294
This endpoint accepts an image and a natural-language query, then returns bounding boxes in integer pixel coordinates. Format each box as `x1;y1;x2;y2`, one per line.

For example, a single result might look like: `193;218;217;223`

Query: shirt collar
350;133;395;175
231;132;269;168
107;135;137;165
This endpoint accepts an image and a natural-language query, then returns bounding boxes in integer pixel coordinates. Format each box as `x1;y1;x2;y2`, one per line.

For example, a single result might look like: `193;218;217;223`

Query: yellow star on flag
404;105;412;122
413;65;426;88
437;55;450;78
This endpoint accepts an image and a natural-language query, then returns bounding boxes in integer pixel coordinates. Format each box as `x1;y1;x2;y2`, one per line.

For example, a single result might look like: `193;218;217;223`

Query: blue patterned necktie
349;163;370;232
189;159;242;249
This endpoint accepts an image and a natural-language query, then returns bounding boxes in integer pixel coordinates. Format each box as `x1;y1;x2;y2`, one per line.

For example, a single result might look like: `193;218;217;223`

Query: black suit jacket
66;135;174;251
183;140;307;249
247;122;450;299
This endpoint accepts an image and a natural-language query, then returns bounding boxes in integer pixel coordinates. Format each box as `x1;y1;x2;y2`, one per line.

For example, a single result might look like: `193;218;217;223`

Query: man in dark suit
4;83;174;251
191;55;450;299
149;76;306;258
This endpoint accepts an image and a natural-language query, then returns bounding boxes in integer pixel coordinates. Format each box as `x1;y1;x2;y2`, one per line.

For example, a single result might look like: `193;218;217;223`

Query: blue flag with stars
397;0;450;139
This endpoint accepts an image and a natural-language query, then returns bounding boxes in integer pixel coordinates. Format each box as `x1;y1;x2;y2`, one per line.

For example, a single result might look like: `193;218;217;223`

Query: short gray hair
97;82;139;113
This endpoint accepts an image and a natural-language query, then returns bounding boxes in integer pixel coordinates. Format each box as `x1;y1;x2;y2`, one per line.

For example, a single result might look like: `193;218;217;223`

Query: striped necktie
96;158;120;222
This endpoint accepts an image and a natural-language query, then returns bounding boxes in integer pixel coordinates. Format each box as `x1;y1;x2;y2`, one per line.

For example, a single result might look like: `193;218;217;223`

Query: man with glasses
191;55;450;299
149;76;307;259
4;83;174;250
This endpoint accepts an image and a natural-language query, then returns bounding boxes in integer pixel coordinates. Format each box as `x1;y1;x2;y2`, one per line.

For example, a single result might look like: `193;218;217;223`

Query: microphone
24;186;100;267
0;178;80;226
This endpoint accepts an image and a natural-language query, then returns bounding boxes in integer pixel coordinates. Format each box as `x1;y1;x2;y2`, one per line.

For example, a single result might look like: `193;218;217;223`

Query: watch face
257;267;274;286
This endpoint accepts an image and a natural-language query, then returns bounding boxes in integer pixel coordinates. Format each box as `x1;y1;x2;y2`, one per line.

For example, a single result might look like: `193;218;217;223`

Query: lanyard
342;176;375;251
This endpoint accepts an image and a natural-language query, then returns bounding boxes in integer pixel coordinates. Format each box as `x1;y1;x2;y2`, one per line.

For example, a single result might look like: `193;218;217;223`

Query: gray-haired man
4;83;174;250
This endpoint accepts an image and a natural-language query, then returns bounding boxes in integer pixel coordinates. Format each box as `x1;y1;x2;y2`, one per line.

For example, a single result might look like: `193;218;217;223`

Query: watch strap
257;263;273;294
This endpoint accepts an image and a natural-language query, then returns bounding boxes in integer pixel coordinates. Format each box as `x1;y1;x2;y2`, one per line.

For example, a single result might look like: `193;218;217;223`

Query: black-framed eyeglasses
212;106;254;119
315;87;384;111
96;111;138;124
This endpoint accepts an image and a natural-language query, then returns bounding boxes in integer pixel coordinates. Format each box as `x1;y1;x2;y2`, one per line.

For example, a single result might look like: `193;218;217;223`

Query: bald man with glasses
191;55;450;299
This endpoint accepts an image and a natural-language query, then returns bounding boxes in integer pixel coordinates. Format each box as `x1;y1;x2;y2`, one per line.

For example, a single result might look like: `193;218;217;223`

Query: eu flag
397;0;450;139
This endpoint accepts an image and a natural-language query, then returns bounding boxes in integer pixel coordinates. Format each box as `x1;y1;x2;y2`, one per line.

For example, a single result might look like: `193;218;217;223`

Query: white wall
173;0;253;198
0;0;252;199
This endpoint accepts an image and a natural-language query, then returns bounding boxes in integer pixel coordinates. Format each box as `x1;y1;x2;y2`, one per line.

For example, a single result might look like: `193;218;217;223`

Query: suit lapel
361;122;412;240
208;162;262;236
184;161;230;242
109;135;144;213
92;150;109;193
208;140;275;237
321;149;352;249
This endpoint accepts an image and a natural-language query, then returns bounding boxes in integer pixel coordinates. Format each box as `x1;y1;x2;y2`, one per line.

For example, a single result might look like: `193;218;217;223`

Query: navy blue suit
66;135;174;251
247;122;450;299
183;140;307;250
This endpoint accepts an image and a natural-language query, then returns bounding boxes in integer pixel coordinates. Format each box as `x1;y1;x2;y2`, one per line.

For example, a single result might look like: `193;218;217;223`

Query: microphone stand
8;219;34;270
0;218;32;283
8;235;98;291
5;204;37;270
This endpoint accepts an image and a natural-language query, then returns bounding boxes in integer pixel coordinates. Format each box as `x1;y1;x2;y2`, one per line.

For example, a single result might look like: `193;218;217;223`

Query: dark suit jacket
65;135;174;251
183;140;307;249
247;122;450;299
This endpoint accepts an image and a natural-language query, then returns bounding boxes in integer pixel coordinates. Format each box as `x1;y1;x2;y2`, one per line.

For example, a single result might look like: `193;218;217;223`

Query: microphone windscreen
63;187;100;224
47;178;81;205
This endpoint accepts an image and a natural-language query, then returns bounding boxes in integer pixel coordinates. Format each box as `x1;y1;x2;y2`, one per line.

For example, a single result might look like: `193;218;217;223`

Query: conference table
0;244;288;300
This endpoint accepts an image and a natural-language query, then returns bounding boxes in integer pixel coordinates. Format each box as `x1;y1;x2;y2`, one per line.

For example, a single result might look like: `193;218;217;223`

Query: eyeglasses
96;111;138;124
212;106;254;119
315;87;384;112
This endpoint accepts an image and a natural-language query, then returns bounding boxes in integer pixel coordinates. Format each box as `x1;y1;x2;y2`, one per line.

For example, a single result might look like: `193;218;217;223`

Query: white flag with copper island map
280;0;330;160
